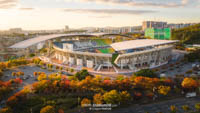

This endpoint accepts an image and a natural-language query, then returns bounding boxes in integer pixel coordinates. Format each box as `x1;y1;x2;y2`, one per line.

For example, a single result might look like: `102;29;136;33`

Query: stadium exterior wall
52;44;174;72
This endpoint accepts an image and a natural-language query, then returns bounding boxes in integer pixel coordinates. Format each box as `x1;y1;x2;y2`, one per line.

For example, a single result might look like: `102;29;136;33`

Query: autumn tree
37;74;47;81
11;72;16;78
40;105;55;113
0;71;3;77
48;74;61;81
103;90;120;104
120;91;131;104
33;72;38;77
58;109;64;113
181;78;198;91
93;93;103;104
56;66;59;70
182;105;190;112
158;86;171;96
59;67;63;71
81;98;91;107
47;64;53;71
0;107;13;113
134;76;160;90
116;75;125;81
195;103;200;111
170;105;178;113
0;63;6;71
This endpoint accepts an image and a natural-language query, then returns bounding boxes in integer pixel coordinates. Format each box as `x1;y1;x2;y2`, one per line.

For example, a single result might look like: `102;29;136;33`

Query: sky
0;0;199;30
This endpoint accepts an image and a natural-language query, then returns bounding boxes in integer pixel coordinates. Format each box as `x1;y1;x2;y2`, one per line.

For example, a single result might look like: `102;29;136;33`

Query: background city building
142;21;167;31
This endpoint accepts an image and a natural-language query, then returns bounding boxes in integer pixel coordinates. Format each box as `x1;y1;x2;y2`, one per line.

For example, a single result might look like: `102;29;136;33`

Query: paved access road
103;97;200;113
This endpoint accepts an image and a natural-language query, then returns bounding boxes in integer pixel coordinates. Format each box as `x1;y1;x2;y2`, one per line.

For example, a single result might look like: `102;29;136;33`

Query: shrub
120;91;131;104
70;68;74;73
170;105;177;113
186;70;193;74
134;92;142;100
58;109;64;113
146;92;154;99
182;105;190;112
0;71;3;77
29;53;35;57
195;103;200;111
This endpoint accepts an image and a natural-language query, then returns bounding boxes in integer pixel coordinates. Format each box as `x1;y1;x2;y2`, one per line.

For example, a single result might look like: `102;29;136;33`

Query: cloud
63;9;157;15
19;8;34;11
65;0;197;8
0;0;19;9
90;15;112;18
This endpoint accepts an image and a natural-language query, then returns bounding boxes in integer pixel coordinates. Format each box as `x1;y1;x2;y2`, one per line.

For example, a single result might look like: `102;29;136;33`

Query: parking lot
1;65;57;89
157;61;200;78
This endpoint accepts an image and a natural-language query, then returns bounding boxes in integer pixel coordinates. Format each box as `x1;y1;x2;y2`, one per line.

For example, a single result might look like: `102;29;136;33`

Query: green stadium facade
145;28;171;40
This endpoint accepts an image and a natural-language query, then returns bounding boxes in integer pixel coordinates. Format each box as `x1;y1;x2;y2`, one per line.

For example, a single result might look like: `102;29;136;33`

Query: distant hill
171;24;200;44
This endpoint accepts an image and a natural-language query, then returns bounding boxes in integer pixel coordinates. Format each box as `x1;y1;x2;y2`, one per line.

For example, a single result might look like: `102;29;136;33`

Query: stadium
10;33;178;75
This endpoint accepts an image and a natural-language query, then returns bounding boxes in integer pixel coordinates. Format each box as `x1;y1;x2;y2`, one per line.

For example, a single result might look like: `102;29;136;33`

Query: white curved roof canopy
9;33;113;49
111;39;178;51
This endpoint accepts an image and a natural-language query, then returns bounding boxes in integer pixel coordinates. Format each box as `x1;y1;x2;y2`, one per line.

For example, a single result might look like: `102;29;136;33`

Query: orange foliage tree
40;105;55;113
81;98;91;107
181;78;198;90
158;86;171;95
134;76;160;90
93;93;103;104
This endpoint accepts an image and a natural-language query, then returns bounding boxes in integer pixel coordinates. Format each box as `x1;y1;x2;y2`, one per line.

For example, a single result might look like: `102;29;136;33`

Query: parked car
186;92;196;98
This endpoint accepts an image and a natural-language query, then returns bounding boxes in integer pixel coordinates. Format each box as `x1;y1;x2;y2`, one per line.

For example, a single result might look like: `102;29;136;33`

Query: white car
160;73;167;77
192;64;197;67
186;92;196;98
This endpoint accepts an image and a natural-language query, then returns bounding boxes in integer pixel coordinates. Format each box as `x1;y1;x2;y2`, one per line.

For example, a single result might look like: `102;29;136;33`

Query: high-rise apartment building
142;21;167;31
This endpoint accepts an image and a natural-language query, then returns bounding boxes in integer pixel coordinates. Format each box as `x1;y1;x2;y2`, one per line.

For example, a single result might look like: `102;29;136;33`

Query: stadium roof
9;33;114;49
111;39;178;51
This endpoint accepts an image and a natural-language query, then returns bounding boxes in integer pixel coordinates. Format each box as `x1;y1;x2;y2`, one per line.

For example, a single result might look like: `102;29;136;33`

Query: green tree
74;69;92;80
171;24;200;44
134;69;158;78
70;68;74;73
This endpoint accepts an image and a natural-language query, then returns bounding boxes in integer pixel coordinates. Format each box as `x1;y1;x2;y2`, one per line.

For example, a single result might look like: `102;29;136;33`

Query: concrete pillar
108;58;110;70
75;54;77;65
95;56;97;66
84;55;87;66
120;58;123;70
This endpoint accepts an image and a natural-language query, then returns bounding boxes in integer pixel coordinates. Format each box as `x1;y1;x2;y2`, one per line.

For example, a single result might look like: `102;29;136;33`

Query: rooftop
110;39;178;51
9;33;115;49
